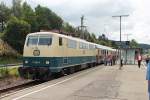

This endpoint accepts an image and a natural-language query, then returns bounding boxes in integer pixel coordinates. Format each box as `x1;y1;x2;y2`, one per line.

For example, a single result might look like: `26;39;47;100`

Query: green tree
111;41;118;48
50;12;63;30
12;0;23;18
0;2;11;32
130;39;139;48
35;5;52;31
35;5;63;31
89;33;97;43
3;16;30;53
22;2;38;32
62;23;75;33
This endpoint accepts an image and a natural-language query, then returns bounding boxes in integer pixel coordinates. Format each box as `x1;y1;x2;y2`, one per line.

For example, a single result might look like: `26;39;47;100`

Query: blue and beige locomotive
19;32;117;80
19;32;104;80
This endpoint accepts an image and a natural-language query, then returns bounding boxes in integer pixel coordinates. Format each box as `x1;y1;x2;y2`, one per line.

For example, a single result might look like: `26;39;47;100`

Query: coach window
104;50;106;55
101;50;103;54
59;37;63;46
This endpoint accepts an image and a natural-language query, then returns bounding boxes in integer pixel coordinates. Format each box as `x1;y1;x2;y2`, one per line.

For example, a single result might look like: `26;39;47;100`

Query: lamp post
112;15;129;69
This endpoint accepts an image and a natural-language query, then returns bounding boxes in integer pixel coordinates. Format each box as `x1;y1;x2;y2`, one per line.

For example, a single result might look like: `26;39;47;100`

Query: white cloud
1;0;150;44
128;0;150;44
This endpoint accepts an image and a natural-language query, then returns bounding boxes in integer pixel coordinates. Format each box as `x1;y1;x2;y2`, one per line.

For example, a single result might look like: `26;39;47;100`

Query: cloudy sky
2;0;150;44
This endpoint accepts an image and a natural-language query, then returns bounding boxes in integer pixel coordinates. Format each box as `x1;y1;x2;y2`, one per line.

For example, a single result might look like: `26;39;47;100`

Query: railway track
0;65;102;98
0;80;44;97
0;72;65;98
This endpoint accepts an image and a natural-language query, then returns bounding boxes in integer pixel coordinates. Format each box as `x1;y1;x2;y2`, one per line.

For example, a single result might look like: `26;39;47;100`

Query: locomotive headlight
46;61;50;64
25;60;28;64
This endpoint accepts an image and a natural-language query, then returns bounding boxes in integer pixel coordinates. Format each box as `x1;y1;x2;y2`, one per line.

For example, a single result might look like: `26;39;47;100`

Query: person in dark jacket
146;55;150;66
146;60;150;100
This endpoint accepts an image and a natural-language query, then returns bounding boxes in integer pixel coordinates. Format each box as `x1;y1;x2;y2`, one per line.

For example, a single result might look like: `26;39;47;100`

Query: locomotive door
60;37;68;66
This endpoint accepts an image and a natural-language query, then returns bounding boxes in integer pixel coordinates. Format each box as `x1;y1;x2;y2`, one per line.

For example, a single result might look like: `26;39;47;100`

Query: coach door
96;49;100;64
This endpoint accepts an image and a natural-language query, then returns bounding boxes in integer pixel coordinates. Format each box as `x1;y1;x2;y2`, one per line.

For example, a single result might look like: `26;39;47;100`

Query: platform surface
1;64;148;100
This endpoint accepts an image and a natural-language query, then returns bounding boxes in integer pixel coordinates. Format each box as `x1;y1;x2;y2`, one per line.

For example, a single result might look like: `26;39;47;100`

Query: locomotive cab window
27;36;38;46
38;36;52;46
59;37;63;46
27;35;52;46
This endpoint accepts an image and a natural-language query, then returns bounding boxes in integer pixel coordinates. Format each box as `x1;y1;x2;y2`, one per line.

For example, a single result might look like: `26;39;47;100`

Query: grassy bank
0;56;22;65
0;67;19;79
0;56;22;79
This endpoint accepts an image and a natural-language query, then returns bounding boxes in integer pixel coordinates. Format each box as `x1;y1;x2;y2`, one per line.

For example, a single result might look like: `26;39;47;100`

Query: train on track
18;32;117;80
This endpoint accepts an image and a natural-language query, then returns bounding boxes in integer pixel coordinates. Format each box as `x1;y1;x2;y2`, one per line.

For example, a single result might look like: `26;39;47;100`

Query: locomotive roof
28;32;87;43
27;32;116;51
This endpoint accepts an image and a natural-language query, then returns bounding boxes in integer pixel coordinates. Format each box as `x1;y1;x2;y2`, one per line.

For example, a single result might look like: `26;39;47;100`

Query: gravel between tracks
0;77;32;96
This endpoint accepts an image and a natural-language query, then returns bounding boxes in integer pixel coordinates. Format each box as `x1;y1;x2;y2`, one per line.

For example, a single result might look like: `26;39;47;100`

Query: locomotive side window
67;39;77;48
85;43;88;49
89;44;95;50
27;36;38;46
38;36;52;45
79;42;86;49
84;43;88;49
59;37;63;46
79;42;83;49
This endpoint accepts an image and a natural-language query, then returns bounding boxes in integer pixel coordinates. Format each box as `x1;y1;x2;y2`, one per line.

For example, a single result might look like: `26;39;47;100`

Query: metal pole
81;15;84;39
112;15;129;69
119;16;122;69
80;15;87;40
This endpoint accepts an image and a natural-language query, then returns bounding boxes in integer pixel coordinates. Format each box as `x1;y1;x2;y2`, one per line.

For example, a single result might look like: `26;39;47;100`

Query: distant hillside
112;40;150;49
139;43;150;49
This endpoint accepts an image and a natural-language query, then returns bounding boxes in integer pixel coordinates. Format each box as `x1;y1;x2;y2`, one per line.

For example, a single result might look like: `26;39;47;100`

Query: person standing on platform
146;55;150;66
104;56;107;66
137;54;142;68
107;55;112;66
112;55;116;65
146;60;150;100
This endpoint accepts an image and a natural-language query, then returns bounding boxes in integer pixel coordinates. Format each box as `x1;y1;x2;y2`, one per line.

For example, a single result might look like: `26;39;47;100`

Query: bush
0;68;7;78
0;67;19;79
3;16;31;54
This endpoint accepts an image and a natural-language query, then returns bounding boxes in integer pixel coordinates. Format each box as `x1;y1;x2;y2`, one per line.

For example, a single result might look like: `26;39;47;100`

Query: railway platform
0;64;148;100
